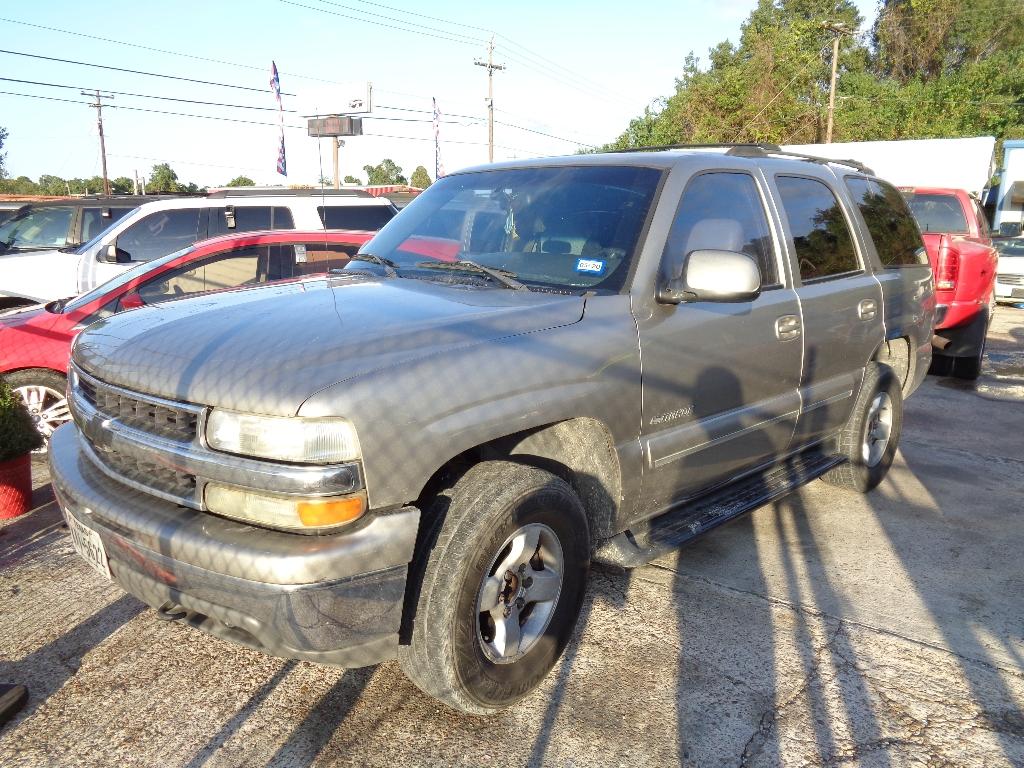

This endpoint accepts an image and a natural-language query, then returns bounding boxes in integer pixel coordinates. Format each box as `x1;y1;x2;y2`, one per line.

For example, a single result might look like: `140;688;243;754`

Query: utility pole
332;138;345;189
823;23;850;144
474;37;505;163
82;90;113;194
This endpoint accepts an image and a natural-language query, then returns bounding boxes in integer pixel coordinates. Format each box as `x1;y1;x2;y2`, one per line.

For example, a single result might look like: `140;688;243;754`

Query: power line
280;0;483;46
0;48;292;96
0;76;294;112
0;16;349;86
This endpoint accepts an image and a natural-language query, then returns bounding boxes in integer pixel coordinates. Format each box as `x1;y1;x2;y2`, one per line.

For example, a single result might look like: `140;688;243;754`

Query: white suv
0;189;397;307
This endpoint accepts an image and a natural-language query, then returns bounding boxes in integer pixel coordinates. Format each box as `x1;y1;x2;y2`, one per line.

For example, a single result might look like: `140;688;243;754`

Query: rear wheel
4;369;70;452
821;362;903;493
398;460;590;714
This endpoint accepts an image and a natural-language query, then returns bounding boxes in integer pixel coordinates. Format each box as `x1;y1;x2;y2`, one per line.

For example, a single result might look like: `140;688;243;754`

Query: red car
0;229;376;447
902;187;997;380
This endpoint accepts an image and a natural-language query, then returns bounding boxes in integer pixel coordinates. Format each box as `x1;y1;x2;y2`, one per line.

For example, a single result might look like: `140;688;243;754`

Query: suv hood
74;275;585;415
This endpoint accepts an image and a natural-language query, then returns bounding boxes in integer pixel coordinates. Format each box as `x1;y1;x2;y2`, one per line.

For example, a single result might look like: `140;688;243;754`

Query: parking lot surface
1;308;1023;768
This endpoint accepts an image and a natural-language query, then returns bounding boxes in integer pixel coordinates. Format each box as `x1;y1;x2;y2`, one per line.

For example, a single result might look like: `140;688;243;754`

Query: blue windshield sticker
576;258;605;274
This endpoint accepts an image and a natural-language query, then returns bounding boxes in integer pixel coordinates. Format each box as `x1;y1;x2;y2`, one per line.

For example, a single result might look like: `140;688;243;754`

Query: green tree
0;126;7;180
111;176;135;194
226;175;255;187
410;165;432;188
362;159;407;185
599;0;1024;151
318;175;333;186
148;163;181;193
38;175;67;195
343;174;361;184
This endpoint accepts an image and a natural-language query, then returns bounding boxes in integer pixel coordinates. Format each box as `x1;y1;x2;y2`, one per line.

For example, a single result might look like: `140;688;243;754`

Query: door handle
775;314;801;341
858;299;877;321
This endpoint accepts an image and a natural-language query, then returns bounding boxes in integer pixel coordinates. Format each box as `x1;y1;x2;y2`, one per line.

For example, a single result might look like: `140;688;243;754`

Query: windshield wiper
415;260;528;290
348;252;399;277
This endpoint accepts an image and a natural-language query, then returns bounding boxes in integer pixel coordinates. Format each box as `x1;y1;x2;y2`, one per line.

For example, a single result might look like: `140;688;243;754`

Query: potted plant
0;377;44;519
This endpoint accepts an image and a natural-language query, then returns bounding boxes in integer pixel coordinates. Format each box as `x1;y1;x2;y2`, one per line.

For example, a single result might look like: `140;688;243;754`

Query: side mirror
119;292;144;310
657;249;762;304
102;243;132;264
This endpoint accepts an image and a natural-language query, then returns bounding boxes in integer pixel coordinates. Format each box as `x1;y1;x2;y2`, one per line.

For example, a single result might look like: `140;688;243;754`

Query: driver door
635;170;803;516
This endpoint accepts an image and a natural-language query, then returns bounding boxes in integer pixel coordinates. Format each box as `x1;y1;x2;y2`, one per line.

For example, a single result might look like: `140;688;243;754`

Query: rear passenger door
771;173;884;448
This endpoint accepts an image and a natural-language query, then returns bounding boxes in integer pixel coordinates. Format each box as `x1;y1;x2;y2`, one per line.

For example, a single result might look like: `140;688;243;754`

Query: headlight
205;484;366;531
205;410;360;464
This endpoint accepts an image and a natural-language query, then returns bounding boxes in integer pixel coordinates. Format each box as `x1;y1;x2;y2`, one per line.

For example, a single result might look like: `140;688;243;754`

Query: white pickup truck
0;189;397;309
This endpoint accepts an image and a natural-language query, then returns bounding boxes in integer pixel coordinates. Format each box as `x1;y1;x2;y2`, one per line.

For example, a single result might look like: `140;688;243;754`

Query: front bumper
49;424;420;667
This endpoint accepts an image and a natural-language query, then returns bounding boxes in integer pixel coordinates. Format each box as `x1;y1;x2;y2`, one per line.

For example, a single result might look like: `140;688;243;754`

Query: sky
0;0;879;189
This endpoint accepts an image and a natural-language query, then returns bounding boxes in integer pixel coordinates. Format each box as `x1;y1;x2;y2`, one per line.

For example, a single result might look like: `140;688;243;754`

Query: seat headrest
542;239;572;254
683;218;745;255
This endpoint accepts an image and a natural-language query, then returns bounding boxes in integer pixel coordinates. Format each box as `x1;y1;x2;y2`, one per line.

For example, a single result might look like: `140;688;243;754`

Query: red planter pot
0;454;32;520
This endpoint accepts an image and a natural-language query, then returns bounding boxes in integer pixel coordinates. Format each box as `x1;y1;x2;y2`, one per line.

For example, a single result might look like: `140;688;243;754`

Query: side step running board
595;451;844;568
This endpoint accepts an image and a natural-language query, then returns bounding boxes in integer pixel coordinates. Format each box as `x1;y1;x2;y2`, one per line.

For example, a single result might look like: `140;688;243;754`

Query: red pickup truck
902;187;997;380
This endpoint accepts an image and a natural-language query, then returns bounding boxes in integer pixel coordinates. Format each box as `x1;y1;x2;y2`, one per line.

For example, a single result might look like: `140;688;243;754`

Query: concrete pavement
1;307;1022;767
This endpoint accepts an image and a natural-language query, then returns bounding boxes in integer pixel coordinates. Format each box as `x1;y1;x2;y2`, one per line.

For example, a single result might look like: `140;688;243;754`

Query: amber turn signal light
297;493;366;527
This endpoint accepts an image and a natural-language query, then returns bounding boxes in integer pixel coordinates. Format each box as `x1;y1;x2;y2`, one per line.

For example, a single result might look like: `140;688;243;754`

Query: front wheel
821;362;903;493
4;369;71;452
398;460;590;715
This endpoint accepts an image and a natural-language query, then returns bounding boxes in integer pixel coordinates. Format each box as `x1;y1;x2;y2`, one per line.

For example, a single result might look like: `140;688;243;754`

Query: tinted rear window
318;205;395;231
902;192;969;234
844;178;927;267
776;175;860;281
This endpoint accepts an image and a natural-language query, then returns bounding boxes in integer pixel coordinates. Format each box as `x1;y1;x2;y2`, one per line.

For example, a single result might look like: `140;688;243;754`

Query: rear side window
318;205;395;231
208;206;295;236
844;178;927;267
776;176;859;282
665;171;777;286
902;192;969;234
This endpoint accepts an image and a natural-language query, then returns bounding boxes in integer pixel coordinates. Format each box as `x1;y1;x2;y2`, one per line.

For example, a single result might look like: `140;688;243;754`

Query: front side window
902;192;969;234
80;206;134;243
359;165;662;292
0;206;75;249
664;171;777;286
844;177;927;267
776;176;859;282
318;205;395;231
116;208;202;262
135;246;266;304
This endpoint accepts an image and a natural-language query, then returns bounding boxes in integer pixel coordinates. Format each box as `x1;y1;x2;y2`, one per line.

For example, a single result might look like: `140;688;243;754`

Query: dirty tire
821;362;903;493
398;460;590;715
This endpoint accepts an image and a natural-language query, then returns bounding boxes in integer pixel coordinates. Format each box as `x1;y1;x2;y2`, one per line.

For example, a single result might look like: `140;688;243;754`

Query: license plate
1013;288;1024;298
66;511;111;580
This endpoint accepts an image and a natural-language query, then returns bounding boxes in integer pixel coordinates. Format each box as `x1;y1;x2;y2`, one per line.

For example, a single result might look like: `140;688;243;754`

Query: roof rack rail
603;142;875;175
205;187;375;199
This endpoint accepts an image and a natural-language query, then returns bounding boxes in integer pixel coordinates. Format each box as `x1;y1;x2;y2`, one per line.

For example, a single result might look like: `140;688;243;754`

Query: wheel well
874;337;912;395
413;417;623;542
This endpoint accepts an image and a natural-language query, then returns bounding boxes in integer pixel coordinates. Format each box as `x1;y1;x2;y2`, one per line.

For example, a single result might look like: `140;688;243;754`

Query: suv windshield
0;206;75;251
357;165;662;292
995;238;1024;257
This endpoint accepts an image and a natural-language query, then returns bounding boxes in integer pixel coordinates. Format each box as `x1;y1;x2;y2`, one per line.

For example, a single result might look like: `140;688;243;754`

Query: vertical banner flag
432;97;445;179
270;61;287;177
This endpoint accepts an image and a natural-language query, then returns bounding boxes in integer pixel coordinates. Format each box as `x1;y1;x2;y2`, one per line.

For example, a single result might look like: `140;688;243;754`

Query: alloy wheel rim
14;384;71;451
476;522;564;664
862;392;893;467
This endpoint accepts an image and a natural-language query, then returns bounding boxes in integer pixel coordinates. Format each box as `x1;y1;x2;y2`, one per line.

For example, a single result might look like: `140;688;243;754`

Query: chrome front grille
76;374;198;443
100;450;197;499
997;273;1024;286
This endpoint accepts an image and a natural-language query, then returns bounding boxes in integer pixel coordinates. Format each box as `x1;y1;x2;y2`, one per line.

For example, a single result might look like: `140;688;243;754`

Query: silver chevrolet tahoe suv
51;145;935;714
